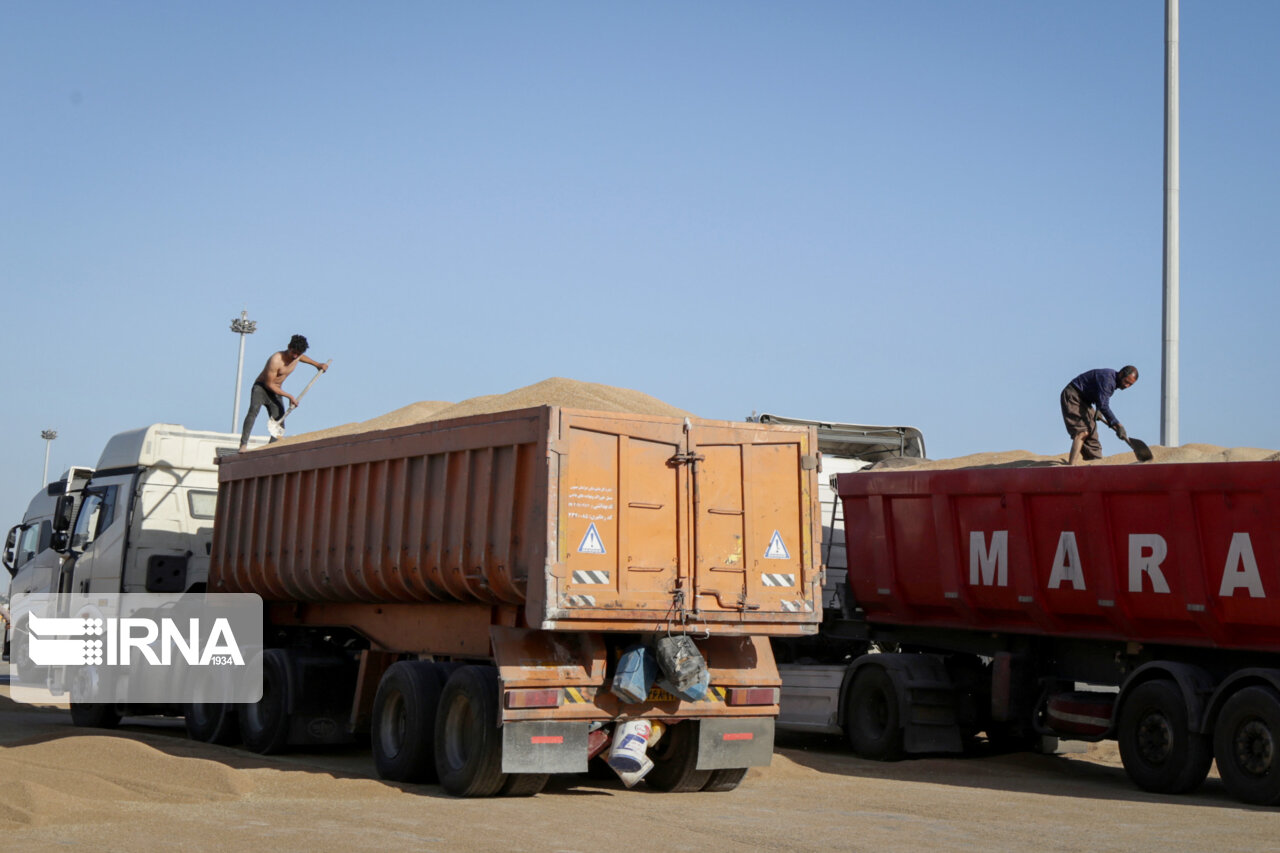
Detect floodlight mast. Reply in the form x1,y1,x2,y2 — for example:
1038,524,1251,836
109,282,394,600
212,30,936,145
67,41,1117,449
41,429,57,487
230,310,258,433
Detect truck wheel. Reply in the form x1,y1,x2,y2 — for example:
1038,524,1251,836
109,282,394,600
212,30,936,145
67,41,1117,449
499,773,549,797
68,665,121,729
701,767,748,792
184,659,241,744
1118,679,1212,794
434,665,507,797
12,633,47,685
1213,686,1280,806
184,702,241,745
846,666,905,761
372,661,446,783
239,649,292,755
69,702,122,729
645,720,712,793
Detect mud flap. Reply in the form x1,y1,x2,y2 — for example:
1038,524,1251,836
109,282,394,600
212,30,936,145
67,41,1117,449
502,721,589,773
695,718,774,770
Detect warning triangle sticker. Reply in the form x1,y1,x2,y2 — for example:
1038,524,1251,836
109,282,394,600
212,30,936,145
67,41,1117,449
577,522,607,555
764,530,790,560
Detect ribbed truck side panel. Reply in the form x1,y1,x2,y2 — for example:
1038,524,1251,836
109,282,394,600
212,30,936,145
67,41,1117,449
212,408,547,606
838,460,1280,652
210,407,820,635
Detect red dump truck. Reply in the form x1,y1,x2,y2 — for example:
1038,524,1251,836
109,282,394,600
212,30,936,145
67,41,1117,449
193,406,820,796
786,457,1280,806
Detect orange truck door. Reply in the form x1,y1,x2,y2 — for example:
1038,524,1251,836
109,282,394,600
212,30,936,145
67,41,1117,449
690,422,814,619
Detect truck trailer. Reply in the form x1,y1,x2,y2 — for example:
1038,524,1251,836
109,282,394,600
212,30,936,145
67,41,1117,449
190,405,821,796
781,433,1280,807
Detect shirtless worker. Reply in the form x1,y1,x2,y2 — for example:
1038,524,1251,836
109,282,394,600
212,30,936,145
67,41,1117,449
239,334,328,450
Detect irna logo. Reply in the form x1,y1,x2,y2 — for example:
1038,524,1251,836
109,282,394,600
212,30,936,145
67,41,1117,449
27,612,245,667
9,592,264,706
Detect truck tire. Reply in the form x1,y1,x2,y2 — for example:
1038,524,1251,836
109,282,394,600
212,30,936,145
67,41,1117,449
69,702,122,729
1117,679,1212,794
434,665,507,797
372,661,446,783
1213,685,1280,806
499,773,550,797
846,666,906,761
184,702,241,745
701,767,749,792
68,665,121,729
12,632,47,685
184,655,240,744
239,649,292,755
644,720,712,793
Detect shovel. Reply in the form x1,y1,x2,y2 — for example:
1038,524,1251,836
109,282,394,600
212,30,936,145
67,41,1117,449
1124,435,1154,463
268,360,331,439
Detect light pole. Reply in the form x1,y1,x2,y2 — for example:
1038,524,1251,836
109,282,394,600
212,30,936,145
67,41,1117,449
1161,0,1180,447
41,430,57,486
230,310,258,432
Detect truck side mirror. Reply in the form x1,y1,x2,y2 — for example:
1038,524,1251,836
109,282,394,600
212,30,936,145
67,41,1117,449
51,530,70,554
53,494,75,533
3,526,17,574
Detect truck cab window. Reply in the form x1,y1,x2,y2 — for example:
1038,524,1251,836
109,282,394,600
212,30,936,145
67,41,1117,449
15,522,47,568
70,486,119,551
188,490,217,520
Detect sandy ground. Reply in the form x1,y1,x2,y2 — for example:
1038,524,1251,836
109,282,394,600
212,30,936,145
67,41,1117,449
1,684,1275,853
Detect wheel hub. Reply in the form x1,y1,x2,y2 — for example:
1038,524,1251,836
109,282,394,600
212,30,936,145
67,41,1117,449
1136,712,1173,765
1233,719,1275,777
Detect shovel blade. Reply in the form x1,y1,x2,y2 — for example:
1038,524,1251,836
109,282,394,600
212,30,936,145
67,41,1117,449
1128,437,1153,462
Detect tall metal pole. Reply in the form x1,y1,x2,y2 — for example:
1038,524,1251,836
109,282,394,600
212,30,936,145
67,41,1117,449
1161,0,1180,446
41,429,57,487
230,310,257,432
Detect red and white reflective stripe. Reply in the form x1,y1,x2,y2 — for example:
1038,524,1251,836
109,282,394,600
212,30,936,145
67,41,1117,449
723,732,754,742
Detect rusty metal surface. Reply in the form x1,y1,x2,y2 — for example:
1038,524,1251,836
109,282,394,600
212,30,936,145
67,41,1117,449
266,601,493,657
498,635,782,723
212,407,821,634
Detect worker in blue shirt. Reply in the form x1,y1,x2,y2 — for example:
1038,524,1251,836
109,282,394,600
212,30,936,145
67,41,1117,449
1061,366,1138,465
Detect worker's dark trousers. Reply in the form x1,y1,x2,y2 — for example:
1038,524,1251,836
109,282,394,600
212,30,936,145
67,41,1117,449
241,381,284,446
1060,384,1104,460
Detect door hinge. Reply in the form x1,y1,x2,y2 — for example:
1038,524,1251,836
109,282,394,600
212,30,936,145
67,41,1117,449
669,451,704,466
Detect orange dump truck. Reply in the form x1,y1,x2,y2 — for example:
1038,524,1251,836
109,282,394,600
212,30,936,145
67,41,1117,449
196,406,821,796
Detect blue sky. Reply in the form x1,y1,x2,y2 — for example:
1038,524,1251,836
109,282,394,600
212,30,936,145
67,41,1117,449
3,2,1278,593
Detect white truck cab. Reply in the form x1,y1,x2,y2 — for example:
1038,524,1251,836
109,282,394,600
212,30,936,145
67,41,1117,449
11,424,259,714
51,424,259,597
5,467,95,596
4,466,94,664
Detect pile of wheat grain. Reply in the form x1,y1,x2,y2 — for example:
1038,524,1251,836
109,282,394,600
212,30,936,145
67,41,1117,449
269,377,692,447
868,443,1280,471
